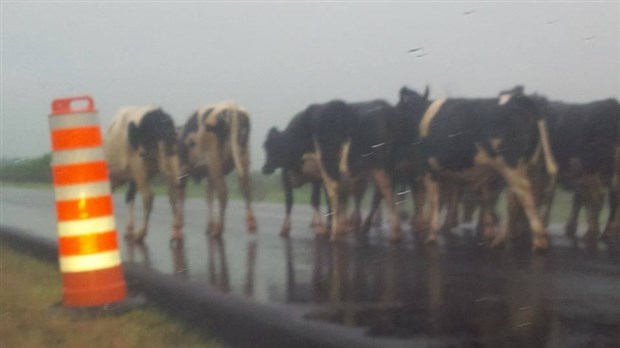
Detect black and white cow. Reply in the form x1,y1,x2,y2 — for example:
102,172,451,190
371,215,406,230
178,101,257,237
397,87,557,251
311,100,403,242
262,104,326,236
104,105,184,243
534,95,620,242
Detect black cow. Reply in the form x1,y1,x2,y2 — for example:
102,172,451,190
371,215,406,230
397,87,557,251
262,104,326,236
311,100,403,242
534,96,620,242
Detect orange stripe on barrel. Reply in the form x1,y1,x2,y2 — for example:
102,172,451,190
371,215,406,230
59,231,118,256
56,196,114,221
51,126,102,151
52,161,108,186
61,265,127,307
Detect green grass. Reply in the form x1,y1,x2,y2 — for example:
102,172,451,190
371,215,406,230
0,243,222,348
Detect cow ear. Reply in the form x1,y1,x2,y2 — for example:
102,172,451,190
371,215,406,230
268,127,280,137
399,86,408,99
128,123,140,150
423,85,430,100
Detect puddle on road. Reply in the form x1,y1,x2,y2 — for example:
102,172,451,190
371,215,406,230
282,234,620,346
124,223,620,346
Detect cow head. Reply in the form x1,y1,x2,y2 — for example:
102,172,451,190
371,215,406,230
397,86,431,118
262,127,285,174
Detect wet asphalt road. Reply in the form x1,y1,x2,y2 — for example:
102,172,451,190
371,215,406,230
2,187,619,347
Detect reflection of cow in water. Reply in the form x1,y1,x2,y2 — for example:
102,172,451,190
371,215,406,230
104,106,184,243
178,102,257,236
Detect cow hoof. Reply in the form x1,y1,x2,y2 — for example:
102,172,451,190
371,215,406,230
490,234,507,248
211,227,224,238
170,238,183,248
582,231,598,244
171,226,183,241
389,233,403,244
314,225,328,236
360,219,373,234
280,228,290,238
601,229,619,244
133,233,146,244
425,235,438,245
246,215,257,233
532,237,549,252
565,224,577,237
330,234,345,243
482,225,497,241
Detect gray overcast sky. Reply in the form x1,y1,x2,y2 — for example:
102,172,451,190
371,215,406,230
2,1,618,169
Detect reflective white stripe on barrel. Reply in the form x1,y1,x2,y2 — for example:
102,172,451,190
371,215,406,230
60,250,121,273
54,182,111,201
52,148,105,165
49,112,100,130
57,216,116,237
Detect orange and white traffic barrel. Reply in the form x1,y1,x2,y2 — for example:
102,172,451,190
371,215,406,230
49,96,127,307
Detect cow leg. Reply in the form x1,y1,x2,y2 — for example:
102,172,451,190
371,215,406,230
423,173,441,244
373,169,401,243
565,190,583,237
167,177,184,241
350,178,367,231
441,181,461,233
134,175,154,244
212,174,228,237
492,190,519,247
124,181,137,240
411,177,427,233
461,187,478,224
238,167,257,233
603,188,620,242
479,182,498,241
603,145,620,242
582,174,605,244
281,171,293,237
361,188,382,234
205,179,215,234
499,166,548,251
310,181,327,236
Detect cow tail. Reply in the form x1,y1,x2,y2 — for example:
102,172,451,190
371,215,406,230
537,119,558,193
230,109,247,178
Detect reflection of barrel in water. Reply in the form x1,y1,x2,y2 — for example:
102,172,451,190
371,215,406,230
207,236,230,292
170,240,189,278
244,240,257,298
127,240,151,268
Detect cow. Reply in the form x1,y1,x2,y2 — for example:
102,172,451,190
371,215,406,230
262,104,327,236
178,101,257,237
397,86,557,251
533,95,620,243
311,100,403,242
457,92,620,245
104,105,184,243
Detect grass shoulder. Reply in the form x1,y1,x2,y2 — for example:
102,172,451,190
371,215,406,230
0,243,222,348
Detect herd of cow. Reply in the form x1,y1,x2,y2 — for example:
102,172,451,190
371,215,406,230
102,86,620,252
